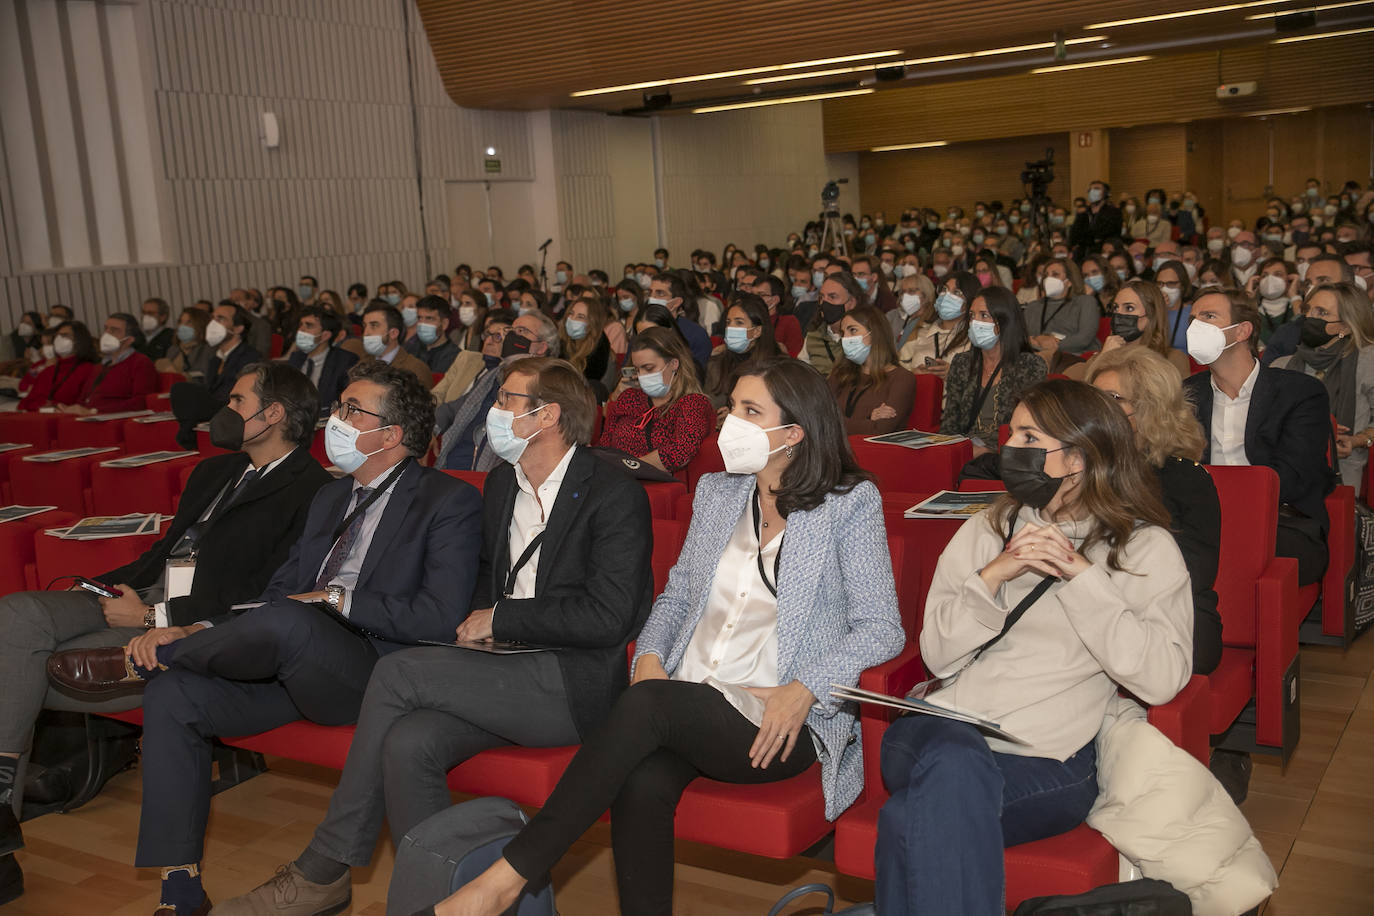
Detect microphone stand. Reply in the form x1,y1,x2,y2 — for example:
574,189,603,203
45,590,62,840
538,242,551,294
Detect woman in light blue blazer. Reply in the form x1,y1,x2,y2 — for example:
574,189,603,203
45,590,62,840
439,356,905,916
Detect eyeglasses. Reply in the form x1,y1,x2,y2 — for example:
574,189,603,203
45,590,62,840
332,401,383,422
494,388,538,409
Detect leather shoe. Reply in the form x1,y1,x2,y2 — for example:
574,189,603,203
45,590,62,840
47,646,145,695
209,863,350,915
154,895,211,915
0,789,22,857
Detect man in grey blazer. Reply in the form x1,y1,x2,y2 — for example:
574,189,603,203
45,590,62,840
216,357,654,916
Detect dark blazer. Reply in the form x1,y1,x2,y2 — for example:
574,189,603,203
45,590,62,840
99,449,331,627
140,327,175,361
289,346,359,412
206,342,262,402
475,447,655,738
260,460,483,652
1184,364,1334,530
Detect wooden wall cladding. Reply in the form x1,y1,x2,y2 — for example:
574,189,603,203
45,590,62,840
1111,125,1187,202
823,34,1374,153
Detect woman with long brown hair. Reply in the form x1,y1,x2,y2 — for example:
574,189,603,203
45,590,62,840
876,378,1193,913
828,305,916,436
599,327,715,473
1070,278,1190,380
558,295,613,395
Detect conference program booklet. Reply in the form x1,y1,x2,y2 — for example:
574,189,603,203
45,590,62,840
0,443,33,454
22,446,119,463
75,410,154,422
100,450,197,468
418,638,551,655
48,513,162,539
828,683,1028,745
904,490,998,519
133,412,177,423
863,429,968,450
0,505,57,524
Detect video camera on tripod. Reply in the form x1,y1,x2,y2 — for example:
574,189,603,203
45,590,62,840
821,178,848,214
1020,148,1055,195
819,178,850,255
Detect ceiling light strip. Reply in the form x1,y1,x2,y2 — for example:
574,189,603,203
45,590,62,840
692,88,874,114
1088,1,1287,29
871,141,949,152
572,51,902,97
1246,0,1374,19
1242,106,1313,115
1031,55,1155,73
1271,23,1374,41
901,35,1107,67
745,65,870,86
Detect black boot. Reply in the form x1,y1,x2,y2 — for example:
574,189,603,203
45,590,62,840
1209,748,1253,806
0,853,21,905
0,787,22,858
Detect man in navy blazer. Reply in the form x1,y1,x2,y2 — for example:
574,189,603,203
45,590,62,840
1183,287,1334,585
288,306,359,413
51,362,482,916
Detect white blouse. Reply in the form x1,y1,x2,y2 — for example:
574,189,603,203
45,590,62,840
674,499,784,724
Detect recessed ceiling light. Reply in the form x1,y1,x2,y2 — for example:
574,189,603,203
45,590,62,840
1271,23,1374,41
871,141,949,152
1031,55,1155,73
1088,2,1288,29
692,88,875,114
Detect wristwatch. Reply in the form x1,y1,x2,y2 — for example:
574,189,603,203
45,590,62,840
324,585,345,611
143,605,157,629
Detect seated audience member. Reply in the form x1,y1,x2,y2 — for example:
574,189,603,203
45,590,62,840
341,303,434,390
830,305,917,436
3,364,330,902
433,311,559,470
1023,259,1100,371
898,270,978,377
888,270,937,351
558,295,614,397
600,327,715,473
1344,240,1373,303
802,273,864,376
1152,260,1195,352
57,313,157,415
47,362,482,916
4,311,42,364
1230,231,1260,288
877,379,1191,914
612,280,646,343
1072,279,1191,380
436,356,904,916
450,289,487,352
404,296,460,374
704,293,779,412
746,271,803,357
288,306,359,413
397,293,422,347
787,256,820,330
1184,288,1334,586
217,358,654,916
1080,254,1120,313
433,309,515,405
1087,347,1223,674
17,321,98,411
1261,254,1353,366
7,328,54,400
1254,257,1299,343
237,288,274,357
940,287,1047,455
1272,281,1374,486
169,302,262,449
648,272,711,371
155,309,213,381
138,298,175,361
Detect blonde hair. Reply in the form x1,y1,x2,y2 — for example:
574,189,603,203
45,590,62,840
1310,282,1374,356
1085,345,1206,465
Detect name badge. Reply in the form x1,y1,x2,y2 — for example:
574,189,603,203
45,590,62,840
164,557,196,600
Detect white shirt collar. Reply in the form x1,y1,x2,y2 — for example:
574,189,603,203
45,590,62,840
1210,357,1260,401
514,444,576,497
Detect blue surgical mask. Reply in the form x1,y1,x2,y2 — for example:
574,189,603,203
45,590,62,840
791,284,808,300
638,369,671,399
555,269,568,285
654,258,665,269
485,404,545,464
758,257,770,271
856,275,871,292
934,291,964,321
362,334,387,356
618,297,636,313
812,270,825,287
646,296,668,308
297,285,313,300
383,293,401,307
968,319,1000,350
484,292,496,306
841,334,871,364
295,330,319,352
1088,188,1103,203
324,414,392,474
416,323,440,344
996,225,1008,236
1085,274,1106,292
565,319,588,340
724,326,752,354
864,233,876,246
176,324,196,342
401,306,418,326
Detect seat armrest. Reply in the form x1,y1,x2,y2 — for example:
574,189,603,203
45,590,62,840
1321,486,1355,638
1145,675,1209,765
1256,555,1300,749
854,645,927,795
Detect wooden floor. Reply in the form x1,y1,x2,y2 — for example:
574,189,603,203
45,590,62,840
7,633,1374,915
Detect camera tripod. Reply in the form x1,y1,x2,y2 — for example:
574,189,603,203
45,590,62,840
819,207,849,259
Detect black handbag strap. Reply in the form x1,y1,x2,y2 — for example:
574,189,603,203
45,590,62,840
973,521,1056,660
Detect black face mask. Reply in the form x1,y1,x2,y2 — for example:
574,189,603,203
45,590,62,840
1000,445,1070,510
821,301,847,325
1110,312,1144,343
209,405,270,451
1300,316,1336,349
501,332,532,358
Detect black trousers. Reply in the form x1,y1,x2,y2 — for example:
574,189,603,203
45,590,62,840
1276,516,1328,588
134,602,379,866
502,679,817,916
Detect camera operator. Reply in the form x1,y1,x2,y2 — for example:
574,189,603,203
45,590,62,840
1070,179,1123,259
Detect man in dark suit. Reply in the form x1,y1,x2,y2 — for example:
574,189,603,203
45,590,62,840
1183,287,1334,585
0,363,329,905
49,362,484,916
214,358,653,916
169,302,263,449
288,306,359,413
138,297,175,361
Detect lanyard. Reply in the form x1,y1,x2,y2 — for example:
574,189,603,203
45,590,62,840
1039,297,1068,335
49,360,79,399
751,488,783,598
329,459,409,543
503,531,546,598
843,384,865,419
963,361,1003,435
932,330,946,359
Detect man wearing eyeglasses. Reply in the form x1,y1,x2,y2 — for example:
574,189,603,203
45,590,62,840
433,310,560,471
47,361,483,916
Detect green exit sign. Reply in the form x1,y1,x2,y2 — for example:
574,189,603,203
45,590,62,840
484,157,501,174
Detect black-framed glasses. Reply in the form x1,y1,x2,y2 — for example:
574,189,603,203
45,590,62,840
494,388,537,409
332,401,384,422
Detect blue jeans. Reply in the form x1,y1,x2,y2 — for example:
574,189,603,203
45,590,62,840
875,716,1099,915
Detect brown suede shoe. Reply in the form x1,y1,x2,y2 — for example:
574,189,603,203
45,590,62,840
47,646,144,695
208,863,350,915
154,895,211,915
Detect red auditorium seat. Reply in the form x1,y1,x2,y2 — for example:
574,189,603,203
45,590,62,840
0,509,80,594
123,416,182,453
54,415,127,450
440,469,486,492
156,371,183,393
88,457,199,517
270,334,284,358
33,518,169,589
193,429,231,457
0,444,39,503
1297,485,1355,646
682,432,724,490
0,413,60,451
849,435,973,497
1095,315,1111,343
642,480,688,520
9,450,118,514
906,375,943,433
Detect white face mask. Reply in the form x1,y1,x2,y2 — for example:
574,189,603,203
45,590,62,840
53,336,74,357
140,314,161,334
205,319,228,347
1258,274,1287,300
324,414,392,474
41,344,56,360
1162,286,1182,307
1187,320,1238,365
1226,226,1242,240
363,334,387,356
1041,275,1066,299
459,305,478,327
17,322,34,337
1207,238,1226,253
99,332,122,355
717,413,794,475
899,292,922,316
1231,246,1254,268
